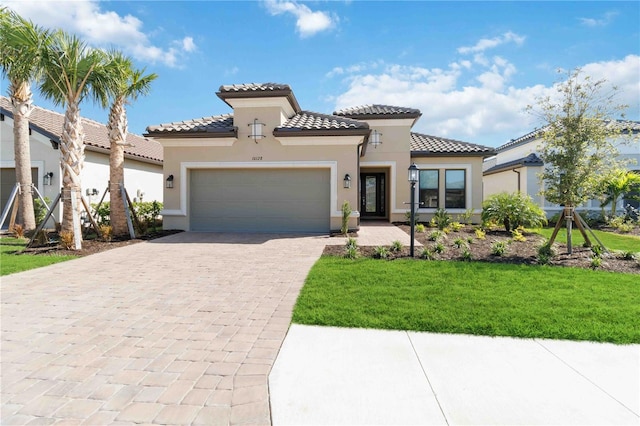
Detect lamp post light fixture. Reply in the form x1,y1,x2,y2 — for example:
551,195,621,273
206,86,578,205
370,130,382,148
343,174,351,189
249,118,265,143
43,172,54,186
408,163,419,257
166,174,174,189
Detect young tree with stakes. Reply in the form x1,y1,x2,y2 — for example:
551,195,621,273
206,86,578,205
528,68,633,253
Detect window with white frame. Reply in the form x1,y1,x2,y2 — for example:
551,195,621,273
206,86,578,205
419,170,439,208
445,169,466,209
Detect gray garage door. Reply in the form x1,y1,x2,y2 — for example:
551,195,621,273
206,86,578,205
190,169,330,233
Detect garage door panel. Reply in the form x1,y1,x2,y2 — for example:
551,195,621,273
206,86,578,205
190,169,330,233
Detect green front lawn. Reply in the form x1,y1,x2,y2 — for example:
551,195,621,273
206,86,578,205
0,237,76,276
534,227,640,252
293,257,640,344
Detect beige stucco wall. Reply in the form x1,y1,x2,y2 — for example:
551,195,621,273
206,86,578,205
160,102,362,231
358,119,413,223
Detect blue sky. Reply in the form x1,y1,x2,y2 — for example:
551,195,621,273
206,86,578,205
2,1,639,147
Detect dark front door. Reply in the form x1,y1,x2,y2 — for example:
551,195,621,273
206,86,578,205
360,173,386,217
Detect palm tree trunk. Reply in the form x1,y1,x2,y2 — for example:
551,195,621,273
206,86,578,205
59,100,85,243
10,81,36,231
107,97,129,238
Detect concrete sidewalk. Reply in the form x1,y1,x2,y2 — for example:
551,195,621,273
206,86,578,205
270,325,640,425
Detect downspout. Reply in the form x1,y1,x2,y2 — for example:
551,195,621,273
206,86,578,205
513,168,521,192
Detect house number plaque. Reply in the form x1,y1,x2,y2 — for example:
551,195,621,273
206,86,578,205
252,156,263,161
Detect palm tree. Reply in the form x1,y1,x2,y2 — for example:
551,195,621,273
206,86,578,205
0,8,50,231
600,169,640,217
37,29,113,247
106,53,157,238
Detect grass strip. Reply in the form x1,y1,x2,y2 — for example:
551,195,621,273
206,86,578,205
293,257,640,344
1,237,76,276
534,228,640,252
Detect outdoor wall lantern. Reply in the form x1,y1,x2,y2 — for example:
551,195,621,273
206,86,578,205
370,130,382,148
43,172,54,186
249,118,265,143
408,163,419,257
166,174,174,189
343,174,351,189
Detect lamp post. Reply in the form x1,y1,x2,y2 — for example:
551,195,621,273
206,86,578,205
408,163,419,257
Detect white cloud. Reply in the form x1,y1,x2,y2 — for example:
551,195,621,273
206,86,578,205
264,0,336,37
330,55,639,147
182,37,196,53
580,11,618,27
3,0,196,67
458,31,525,55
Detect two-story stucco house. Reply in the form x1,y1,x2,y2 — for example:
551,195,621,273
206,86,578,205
1,96,163,225
483,121,640,216
146,83,495,233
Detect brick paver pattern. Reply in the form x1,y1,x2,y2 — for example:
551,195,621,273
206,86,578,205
1,232,329,425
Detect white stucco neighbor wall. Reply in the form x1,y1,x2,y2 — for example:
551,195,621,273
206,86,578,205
485,133,640,216
1,115,163,225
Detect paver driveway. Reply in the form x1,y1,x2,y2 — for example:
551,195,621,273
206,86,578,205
1,232,328,425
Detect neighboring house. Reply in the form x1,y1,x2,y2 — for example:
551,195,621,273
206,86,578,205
1,96,163,226
483,121,640,216
146,83,494,233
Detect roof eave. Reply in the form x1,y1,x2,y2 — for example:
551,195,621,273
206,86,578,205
340,112,422,120
411,150,496,158
216,90,302,113
144,128,238,138
273,128,370,137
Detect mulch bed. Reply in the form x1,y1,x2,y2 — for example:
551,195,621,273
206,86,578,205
20,229,183,257
324,224,640,274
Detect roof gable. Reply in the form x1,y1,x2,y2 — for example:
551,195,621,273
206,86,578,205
1,97,162,163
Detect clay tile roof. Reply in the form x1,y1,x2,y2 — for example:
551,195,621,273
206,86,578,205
216,82,301,113
334,104,422,119
497,120,640,152
410,132,495,157
273,111,369,138
218,83,292,93
1,97,162,163
145,114,236,137
278,111,369,131
483,153,544,175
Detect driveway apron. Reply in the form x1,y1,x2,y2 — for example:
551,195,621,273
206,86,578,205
1,232,328,425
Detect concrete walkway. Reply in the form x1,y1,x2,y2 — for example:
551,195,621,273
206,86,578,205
270,325,640,425
1,232,329,425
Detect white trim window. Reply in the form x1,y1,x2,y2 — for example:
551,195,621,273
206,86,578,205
418,169,439,208
445,169,466,209
416,166,469,211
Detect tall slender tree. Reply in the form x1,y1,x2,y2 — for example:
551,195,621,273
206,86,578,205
37,29,113,247
106,53,157,238
0,8,50,231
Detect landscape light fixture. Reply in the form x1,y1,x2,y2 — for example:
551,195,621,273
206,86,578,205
166,174,174,189
370,130,382,148
408,163,419,257
343,174,351,189
43,172,54,186
249,118,265,143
